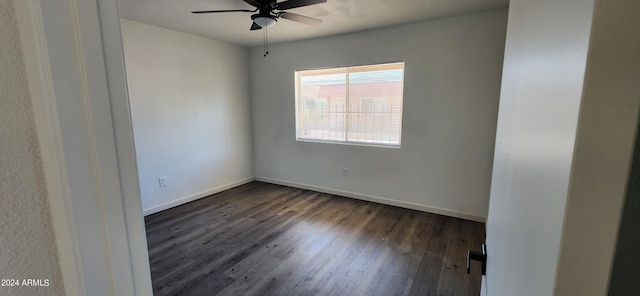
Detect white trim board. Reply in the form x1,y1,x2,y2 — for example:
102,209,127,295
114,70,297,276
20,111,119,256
15,1,85,294
255,177,486,222
16,0,153,294
143,178,255,216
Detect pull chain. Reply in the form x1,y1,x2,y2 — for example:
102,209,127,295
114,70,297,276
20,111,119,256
264,28,269,55
263,26,269,57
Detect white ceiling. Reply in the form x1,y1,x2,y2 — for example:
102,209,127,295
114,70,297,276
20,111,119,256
118,0,509,48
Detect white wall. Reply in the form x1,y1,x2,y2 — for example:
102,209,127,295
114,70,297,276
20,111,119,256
250,10,508,221
483,0,594,294
483,0,639,295
0,0,64,294
121,20,253,215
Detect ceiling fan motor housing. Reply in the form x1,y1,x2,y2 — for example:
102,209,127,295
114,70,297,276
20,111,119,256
192,0,326,30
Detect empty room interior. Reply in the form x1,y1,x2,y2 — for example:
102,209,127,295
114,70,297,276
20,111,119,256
120,0,640,295
120,0,506,294
3,0,639,295
116,0,639,295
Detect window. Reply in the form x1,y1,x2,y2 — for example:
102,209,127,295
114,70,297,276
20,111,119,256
295,62,405,147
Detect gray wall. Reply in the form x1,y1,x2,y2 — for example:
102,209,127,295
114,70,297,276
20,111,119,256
555,0,640,293
0,0,64,294
608,115,640,295
250,10,508,221
121,20,254,214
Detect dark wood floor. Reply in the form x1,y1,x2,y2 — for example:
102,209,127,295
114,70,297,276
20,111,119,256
145,182,484,296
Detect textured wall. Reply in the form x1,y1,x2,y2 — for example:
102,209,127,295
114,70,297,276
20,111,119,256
0,0,65,295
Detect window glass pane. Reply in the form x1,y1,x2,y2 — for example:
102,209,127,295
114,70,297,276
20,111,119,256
347,64,403,145
298,70,346,142
296,62,404,147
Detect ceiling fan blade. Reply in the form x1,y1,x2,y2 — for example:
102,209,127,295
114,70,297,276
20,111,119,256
243,0,263,8
280,12,322,26
250,22,263,31
192,9,253,14
276,0,326,10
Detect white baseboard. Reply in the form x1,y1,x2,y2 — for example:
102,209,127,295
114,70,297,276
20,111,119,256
143,177,255,216
143,176,486,222
255,177,486,223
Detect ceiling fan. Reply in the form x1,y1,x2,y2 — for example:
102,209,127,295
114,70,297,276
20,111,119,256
192,0,327,31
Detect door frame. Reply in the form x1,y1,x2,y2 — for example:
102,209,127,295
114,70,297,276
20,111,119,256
15,0,152,294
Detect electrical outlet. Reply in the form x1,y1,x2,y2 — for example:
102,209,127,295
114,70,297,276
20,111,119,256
342,167,348,176
159,177,166,187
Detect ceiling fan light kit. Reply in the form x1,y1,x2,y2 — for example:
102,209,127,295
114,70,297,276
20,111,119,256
192,0,327,56
252,14,278,28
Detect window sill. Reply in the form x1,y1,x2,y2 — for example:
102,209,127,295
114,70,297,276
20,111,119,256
296,138,401,149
